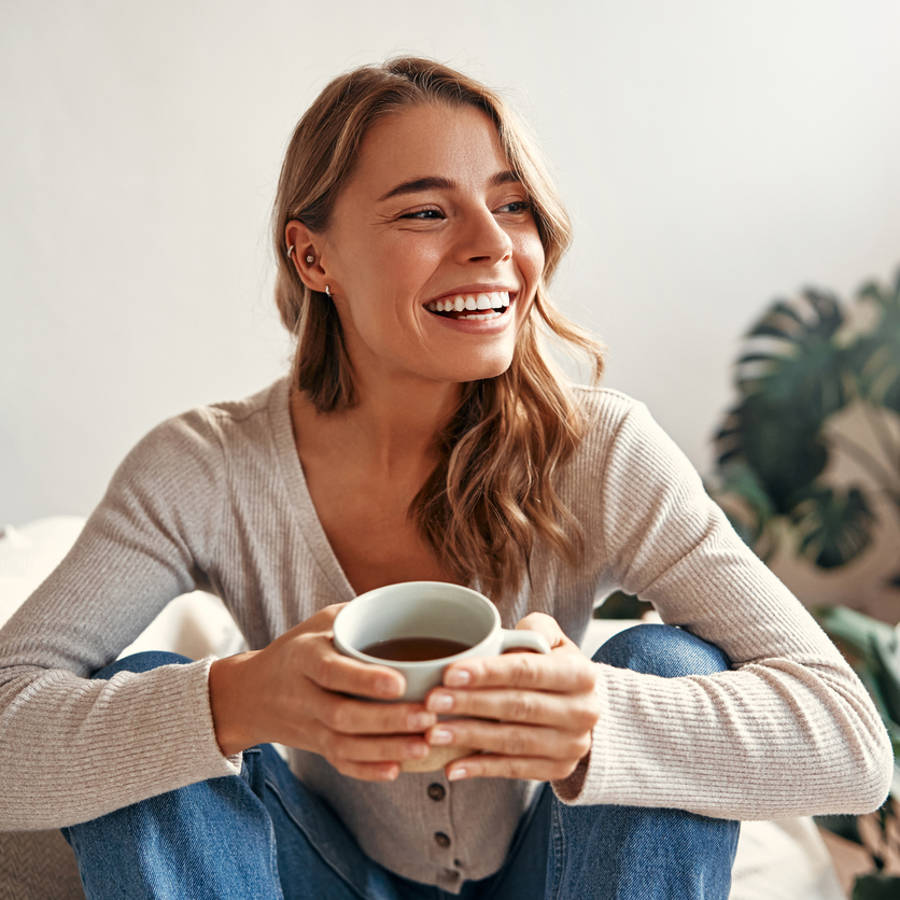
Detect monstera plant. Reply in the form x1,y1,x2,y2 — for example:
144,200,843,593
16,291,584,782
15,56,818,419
709,268,900,898
712,268,900,585
815,606,900,897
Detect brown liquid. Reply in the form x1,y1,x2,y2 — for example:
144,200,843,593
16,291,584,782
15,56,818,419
360,636,471,662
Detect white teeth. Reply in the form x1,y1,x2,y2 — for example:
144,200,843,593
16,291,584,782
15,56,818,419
424,290,513,314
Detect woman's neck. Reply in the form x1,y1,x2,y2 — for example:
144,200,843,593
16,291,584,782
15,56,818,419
291,377,462,477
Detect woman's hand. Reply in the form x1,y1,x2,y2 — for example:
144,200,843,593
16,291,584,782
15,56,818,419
423,613,600,782
208,604,437,781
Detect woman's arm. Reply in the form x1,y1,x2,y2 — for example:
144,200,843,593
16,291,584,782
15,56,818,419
0,411,240,831
552,400,892,817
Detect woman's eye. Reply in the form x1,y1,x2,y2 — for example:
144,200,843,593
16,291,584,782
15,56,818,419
400,209,444,220
497,200,532,214
398,201,531,221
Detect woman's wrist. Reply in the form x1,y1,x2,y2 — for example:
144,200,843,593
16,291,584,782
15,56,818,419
209,651,259,757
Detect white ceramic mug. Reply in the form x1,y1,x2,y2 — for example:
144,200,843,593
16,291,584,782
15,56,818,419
332,581,551,772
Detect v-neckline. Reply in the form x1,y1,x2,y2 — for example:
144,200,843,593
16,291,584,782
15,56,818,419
267,375,359,602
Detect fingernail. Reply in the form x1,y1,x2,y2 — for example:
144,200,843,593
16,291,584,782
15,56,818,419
377,677,401,697
408,713,436,730
427,692,454,712
429,728,453,745
448,767,468,781
445,669,470,687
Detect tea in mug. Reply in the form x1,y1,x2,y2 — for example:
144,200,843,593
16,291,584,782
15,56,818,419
360,636,471,662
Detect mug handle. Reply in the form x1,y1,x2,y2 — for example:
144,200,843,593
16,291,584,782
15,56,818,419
498,628,551,655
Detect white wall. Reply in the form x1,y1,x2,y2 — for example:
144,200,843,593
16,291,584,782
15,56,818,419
3,0,899,527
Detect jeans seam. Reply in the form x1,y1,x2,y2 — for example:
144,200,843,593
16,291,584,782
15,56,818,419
264,796,285,900
548,800,565,900
263,777,369,900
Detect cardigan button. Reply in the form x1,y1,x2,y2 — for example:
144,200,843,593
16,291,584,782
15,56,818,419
427,783,446,801
434,831,451,848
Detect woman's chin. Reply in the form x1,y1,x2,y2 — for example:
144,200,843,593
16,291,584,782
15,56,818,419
442,352,513,384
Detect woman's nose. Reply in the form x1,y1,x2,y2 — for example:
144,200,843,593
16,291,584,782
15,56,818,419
455,209,514,264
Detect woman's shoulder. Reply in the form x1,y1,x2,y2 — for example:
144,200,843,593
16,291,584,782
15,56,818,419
148,377,287,449
203,377,286,427
114,376,290,486
566,382,687,475
570,383,648,437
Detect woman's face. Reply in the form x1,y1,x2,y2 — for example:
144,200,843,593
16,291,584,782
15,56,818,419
314,102,545,390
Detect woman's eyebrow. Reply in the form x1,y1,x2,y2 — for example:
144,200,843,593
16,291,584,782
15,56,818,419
377,170,521,202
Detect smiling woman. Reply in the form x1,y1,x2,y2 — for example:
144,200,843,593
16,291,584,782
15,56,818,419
0,56,893,900
274,67,604,601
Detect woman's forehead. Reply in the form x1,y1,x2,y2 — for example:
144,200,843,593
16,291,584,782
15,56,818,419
347,103,511,198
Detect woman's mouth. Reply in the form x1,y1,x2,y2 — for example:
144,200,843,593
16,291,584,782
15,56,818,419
424,290,513,321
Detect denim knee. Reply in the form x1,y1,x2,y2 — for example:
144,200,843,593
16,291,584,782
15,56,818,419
90,650,193,679
593,623,731,677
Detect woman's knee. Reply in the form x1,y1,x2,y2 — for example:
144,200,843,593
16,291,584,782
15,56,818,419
593,623,730,677
90,650,193,679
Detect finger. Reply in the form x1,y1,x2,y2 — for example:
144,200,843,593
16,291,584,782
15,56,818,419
304,639,406,699
312,689,437,735
425,687,599,732
330,760,402,782
444,753,581,783
304,603,348,628
515,612,572,650
329,732,432,764
442,648,597,693
426,720,590,762
278,603,347,637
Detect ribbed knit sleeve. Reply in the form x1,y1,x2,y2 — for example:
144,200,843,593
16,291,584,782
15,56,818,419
0,411,242,831
552,399,893,819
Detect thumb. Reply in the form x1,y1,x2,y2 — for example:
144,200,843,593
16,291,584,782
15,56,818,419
515,612,573,650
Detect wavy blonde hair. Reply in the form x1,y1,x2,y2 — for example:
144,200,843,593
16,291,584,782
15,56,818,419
272,57,605,598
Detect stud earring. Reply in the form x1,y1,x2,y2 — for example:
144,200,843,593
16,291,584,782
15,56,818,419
305,254,315,265
325,285,332,297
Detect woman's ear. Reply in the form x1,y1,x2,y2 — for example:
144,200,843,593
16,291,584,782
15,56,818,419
284,220,328,293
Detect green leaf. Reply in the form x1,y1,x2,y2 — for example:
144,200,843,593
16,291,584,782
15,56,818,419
816,606,900,791
709,461,776,545
717,288,851,514
790,487,875,568
817,607,897,654
850,271,900,411
767,299,809,327
730,403,827,512
854,334,900,412
870,629,900,725
852,873,900,899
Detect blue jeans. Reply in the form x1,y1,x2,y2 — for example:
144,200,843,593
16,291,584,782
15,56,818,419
61,624,740,898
